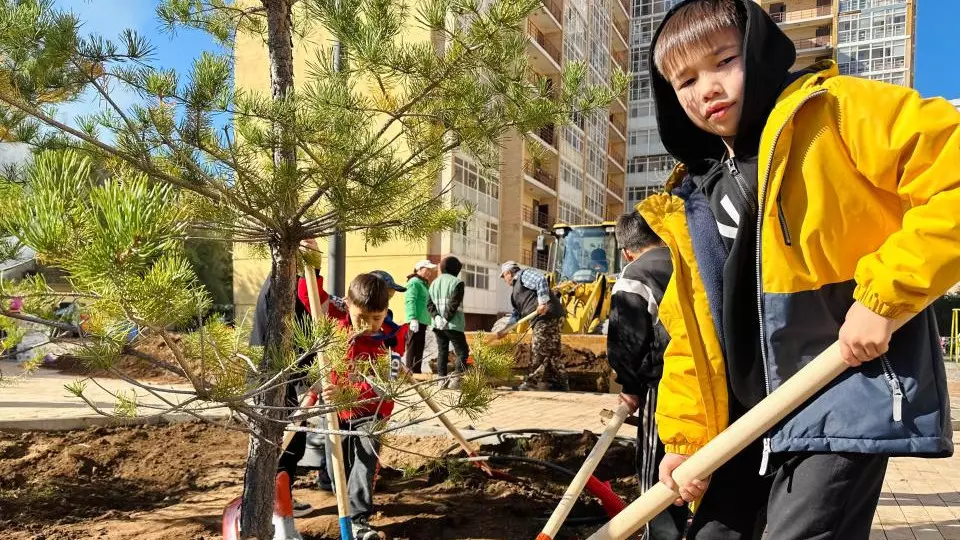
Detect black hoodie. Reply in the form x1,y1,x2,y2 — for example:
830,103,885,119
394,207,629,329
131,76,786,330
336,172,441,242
649,0,796,410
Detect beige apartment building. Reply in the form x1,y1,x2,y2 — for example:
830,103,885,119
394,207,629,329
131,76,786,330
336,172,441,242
624,0,918,208
233,0,630,329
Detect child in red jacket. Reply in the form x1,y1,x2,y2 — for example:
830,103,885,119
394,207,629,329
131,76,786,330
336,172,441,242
321,273,398,540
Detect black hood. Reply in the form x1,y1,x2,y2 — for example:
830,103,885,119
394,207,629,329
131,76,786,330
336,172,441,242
649,0,795,173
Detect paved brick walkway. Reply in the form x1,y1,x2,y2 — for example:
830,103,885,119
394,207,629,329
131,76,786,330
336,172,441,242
3,361,960,538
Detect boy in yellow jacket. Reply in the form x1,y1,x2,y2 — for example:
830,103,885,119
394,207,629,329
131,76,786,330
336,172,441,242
642,0,959,538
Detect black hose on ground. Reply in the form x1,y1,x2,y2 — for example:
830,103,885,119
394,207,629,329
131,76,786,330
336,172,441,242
442,426,634,457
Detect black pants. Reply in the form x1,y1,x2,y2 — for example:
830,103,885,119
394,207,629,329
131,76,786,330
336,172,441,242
277,377,307,490
687,439,888,540
434,329,468,377
637,385,689,540
404,324,427,373
324,416,381,520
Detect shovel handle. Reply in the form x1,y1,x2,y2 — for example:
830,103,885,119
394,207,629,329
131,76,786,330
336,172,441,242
588,342,849,539
492,310,540,340
303,264,355,539
538,403,632,540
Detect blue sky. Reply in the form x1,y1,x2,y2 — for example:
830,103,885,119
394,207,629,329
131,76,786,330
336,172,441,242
915,0,960,100
53,0,960,109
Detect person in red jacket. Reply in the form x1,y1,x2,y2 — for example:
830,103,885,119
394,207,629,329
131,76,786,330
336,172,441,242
320,273,398,540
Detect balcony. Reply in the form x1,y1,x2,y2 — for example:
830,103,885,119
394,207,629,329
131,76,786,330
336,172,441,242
530,0,563,33
526,21,562,73
522,249,550,271
532,123,558,151
608,147,625,171
524,160,558,191
612,49,628,73
612,18,629,52
609,113,626,141
612,0,629,23
606,173,624,198
523,206,551,229
770,5,832,28
793,36,833,56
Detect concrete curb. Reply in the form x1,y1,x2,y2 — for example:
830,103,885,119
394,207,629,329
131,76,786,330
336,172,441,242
0,413,231,432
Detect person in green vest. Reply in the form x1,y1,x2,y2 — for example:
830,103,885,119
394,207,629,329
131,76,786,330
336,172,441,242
403,259,436,373
427,256,469,389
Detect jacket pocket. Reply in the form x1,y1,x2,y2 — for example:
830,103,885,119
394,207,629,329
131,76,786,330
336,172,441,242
879,354,904,423
776,191,792,246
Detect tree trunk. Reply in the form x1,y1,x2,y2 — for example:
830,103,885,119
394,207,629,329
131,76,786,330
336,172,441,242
240,239,299,539
240,1,299,538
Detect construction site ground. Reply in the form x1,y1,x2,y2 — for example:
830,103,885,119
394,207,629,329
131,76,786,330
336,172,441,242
1,360,959,539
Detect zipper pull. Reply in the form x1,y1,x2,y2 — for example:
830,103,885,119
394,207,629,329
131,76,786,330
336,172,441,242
759,438,772,475
892,385,904,423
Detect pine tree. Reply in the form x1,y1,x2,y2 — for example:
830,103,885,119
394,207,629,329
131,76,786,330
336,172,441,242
0,0,626,536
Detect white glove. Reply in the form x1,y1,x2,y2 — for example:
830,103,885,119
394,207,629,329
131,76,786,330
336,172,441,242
433,315,448,330
409,320,420,333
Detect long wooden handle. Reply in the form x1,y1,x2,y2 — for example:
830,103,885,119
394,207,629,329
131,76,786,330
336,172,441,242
493,310,540,339
303,266,354,538
414,383,482,457
587,342,848,540
538,403,632,540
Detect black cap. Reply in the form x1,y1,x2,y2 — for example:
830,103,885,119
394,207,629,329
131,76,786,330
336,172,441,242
370,270,406,292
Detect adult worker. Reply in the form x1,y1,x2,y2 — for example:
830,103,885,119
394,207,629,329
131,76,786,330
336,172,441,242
496,261,569,391
607,211,687,539
427,256,469,389
403,260,437,373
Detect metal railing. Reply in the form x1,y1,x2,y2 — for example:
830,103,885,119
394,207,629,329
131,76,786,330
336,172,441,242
613,17,629,44
527,22,562,64
539,0,563,26
770,4,832,23
537,124,557,147
524,161,558,190
613,50,628,72
521,249,550,270
793,36,832,50
609,113,626,136
523,206,551,229
606,173,624,195
608,147,625,167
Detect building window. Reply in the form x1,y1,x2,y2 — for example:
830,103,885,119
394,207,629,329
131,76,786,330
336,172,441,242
563,5,586,63
452,155,500,217
452,216,499,264
560,159,584,190
838,6,907,44
629,100,655,118
462,263,491,290
564,125,585,154
626,184,663,207
558,200,583,225
630,74,651,101
630,46,649,74
837,39,907,78
626,154,675,174
839,0,905,13
627,127,662,152
587,142,606,181
585,180,605,218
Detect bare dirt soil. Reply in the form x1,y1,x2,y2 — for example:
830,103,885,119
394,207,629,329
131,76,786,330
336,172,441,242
43,334,189,384
0,422,638,540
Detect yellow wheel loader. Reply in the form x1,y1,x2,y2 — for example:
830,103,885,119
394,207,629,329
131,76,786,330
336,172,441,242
547,222,622,335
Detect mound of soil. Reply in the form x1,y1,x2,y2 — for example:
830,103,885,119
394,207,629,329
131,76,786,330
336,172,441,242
513,344,612,393
0,422,638,540
44,334,188,383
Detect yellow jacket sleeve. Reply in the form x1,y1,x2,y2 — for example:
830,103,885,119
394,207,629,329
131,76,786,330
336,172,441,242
837,79,960,318
656,277,710,455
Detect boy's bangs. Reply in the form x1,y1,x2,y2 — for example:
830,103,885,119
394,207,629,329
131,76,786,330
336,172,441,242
653,0,740,79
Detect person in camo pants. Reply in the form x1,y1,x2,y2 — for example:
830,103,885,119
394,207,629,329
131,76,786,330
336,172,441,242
496,261,569,391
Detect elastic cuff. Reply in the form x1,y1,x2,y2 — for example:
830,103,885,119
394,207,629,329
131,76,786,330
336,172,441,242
664,443,701,455
852,285,909,319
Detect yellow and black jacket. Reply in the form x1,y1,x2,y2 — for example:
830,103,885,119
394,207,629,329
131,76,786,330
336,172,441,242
642,0,958,462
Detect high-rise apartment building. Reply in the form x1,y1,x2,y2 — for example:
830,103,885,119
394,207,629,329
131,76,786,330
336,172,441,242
232,0,630,329
623,0,917,207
